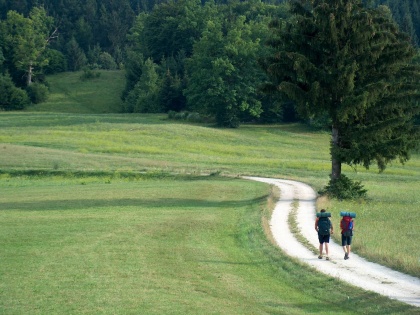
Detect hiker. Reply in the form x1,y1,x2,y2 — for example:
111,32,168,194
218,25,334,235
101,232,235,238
340,215,355,260
315,209,333,260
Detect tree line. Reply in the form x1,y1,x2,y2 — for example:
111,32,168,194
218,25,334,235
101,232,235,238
365,0,420,47
1,0,419,123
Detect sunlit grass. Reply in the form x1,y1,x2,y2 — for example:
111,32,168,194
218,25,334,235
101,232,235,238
1,176,417,314
1,66,420,312
1,112,419,278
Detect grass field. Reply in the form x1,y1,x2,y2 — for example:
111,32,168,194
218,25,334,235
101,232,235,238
27,70,125,113
1,175,417,314
0,71,419,313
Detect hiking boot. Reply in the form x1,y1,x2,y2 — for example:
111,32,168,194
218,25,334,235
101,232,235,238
326,256,330,261
344,253,349,260
318,255,323,259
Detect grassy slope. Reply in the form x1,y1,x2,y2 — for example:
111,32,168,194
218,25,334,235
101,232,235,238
27,70,125,113
0,71,419,313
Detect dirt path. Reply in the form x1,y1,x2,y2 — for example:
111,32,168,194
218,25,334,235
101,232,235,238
244,176,420,307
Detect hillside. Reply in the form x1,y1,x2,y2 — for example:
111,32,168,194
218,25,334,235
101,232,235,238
28,70,125,114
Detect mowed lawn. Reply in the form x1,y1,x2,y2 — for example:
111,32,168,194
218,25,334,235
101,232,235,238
0,175,417,314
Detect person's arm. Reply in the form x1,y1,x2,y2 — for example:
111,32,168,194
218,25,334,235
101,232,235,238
315,218,319,232
330,219,334,234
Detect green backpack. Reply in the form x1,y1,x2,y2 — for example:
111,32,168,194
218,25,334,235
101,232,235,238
318,217,331,235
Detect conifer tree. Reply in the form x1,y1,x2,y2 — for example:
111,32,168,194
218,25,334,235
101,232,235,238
260,0,420,193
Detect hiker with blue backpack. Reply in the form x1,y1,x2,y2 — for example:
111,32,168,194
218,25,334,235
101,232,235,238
340,212,356,260
315,209,334,260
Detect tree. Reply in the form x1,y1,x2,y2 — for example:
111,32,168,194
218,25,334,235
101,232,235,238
159,69,186,112
260,0,420,193
185,16,264,127
65,37,87,71
2,7,56,86
125,58,161,113
139,0,205,62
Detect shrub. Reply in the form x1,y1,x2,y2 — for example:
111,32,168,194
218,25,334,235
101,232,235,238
0,74,30,110
26,83,49,104
80,68,101,81
98,52,117,70
320,174,367,200
186,112,201,122
167,111,203,123
167,110,177,119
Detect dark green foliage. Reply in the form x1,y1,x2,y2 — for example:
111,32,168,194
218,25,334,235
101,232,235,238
365,0,420,47
98,52,117,70
184,15,265,128
139,0,204,62
159,70,186,112
66,38,87,71
123,58,161,113
320,174,367,200
80,69,101,81
261,0,420,186
26,82,49,104
0,49,5,72
121,50,144,101
0,73,30,110
123,1,290,126
168,110,203,122
42,49,67,74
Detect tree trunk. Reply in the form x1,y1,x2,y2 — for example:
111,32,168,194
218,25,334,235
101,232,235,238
331,126,341,181
27,61,33,86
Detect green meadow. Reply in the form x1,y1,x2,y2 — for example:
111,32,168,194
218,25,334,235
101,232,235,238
0,71,419,314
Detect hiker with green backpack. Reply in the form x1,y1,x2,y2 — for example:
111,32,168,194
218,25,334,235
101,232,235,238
315,209,334,260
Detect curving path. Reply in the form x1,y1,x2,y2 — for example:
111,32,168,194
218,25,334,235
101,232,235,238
244,176,420,307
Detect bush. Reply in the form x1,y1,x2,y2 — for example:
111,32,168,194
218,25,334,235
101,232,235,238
80,68,101,81
0,74,30,110
98,52,117,70
167,111,203,123
186,112,201,122
26,83,49,104
320,174,367,200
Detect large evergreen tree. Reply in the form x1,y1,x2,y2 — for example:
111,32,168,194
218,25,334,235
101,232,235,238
261,0,420,192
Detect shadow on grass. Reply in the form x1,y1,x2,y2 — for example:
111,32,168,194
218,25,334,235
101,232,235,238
0,195,269,212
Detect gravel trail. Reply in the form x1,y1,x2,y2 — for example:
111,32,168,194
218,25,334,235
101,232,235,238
244,176,420,307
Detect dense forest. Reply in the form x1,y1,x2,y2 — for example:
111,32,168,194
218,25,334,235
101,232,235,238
0,0,419,126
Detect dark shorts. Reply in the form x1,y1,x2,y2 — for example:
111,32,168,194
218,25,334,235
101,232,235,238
342,235,352,246
318,234,330,244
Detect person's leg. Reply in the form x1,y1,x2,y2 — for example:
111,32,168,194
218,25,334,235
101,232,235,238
318,235,324,258
325,242,329,259
346,236,352,258
342,235,349,259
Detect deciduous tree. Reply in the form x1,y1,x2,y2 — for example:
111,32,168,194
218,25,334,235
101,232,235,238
2,7,56,86
185,16,265,127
